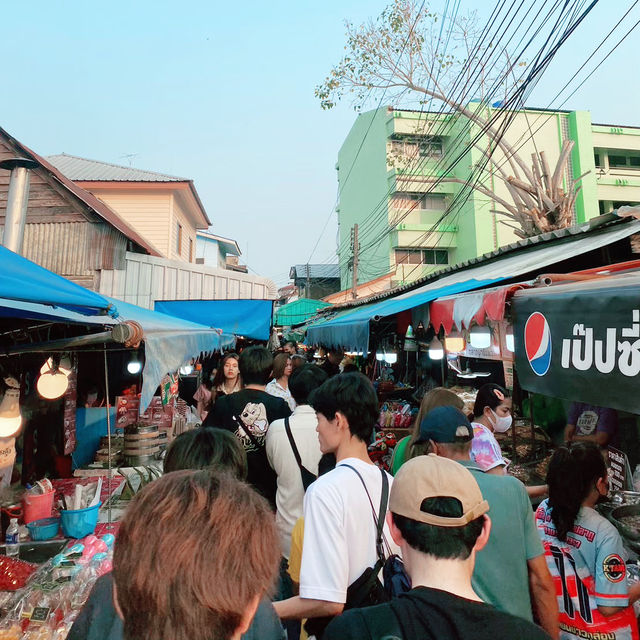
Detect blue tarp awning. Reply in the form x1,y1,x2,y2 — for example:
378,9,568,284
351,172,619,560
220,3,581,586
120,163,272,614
0,245,116,317
154,299,273,341
306,278,504,352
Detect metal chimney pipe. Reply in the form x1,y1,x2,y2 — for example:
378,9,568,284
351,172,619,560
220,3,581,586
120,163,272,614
0,157,39,254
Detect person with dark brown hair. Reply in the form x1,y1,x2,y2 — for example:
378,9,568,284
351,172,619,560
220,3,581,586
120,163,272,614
266,353,295,411
113,470,281,640
390,387,464,475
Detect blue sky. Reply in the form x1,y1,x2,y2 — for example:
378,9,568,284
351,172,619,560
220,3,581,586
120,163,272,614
2,1,639,287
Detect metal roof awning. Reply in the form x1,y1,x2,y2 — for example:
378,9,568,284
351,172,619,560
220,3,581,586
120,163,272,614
306,278,503,352
306,217,640,352
154,299,273,341
274,298,331,327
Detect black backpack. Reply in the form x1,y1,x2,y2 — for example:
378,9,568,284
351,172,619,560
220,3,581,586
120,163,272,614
305,465,410,639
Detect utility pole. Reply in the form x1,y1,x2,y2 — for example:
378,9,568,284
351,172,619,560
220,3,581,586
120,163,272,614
305,263,310,299
350,223,359,299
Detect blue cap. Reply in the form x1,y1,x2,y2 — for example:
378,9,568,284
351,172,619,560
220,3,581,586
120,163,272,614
416,406,473,444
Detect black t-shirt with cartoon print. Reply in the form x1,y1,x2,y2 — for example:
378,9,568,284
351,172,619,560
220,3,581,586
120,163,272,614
205,388,291,508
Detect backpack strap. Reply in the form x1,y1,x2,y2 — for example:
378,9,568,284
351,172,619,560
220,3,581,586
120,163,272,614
284,417,303,468
341,464,388,562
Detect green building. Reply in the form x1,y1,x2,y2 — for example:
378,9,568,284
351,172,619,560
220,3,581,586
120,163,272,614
336,105,640,289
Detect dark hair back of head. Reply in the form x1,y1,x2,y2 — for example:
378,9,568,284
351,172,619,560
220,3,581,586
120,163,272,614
547,442,607,541
392,497,484,560
309,372,377,442
289,364,328,405
239,345,273,386
472,383,510,419
164,427,247,479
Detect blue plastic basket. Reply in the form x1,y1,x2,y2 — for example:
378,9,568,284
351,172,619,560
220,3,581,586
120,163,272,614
26,517,60,541
60,502,101,539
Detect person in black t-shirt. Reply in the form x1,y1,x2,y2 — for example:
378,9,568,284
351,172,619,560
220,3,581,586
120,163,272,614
324,455,553,640
204,346,291,507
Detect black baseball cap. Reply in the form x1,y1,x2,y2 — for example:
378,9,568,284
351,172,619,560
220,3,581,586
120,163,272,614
415,406,474,444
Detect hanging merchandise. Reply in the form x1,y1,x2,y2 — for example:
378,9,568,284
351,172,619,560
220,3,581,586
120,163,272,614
469,325,492,349
161,373,179,406
0,377,22,438
404,325,418,352
368,431,398,472
63,355,78,456
377,401,416,430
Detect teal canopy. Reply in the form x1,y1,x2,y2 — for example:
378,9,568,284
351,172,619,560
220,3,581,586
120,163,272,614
274,298,331,327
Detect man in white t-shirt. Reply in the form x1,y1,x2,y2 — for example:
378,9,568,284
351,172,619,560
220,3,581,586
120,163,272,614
266,365,328,559
273,372,397,628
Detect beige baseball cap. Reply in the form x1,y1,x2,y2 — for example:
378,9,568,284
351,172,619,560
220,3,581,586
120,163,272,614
390,454,489,527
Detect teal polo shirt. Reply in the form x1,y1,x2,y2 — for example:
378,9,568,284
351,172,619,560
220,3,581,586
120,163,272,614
459,460,544,622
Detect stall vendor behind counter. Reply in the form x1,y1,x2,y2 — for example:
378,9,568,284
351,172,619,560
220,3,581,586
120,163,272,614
565,402,618,448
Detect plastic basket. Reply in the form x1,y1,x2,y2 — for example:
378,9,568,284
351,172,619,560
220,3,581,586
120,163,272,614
22,491,54,524
60,502,102,539
26,517,60,541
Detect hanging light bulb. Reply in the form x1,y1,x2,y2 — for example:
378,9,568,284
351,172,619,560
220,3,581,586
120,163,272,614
0,378,22,438
376,352,385,362
179,364,194,376
505,326,515,352
469,325,492,349
384,353,398,364
39,356,71,377
127,360,142,375
428,337,444,360
37,358,69,400
444,331,466,353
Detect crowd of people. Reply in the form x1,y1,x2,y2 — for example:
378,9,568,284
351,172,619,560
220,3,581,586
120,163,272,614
71,343,640,640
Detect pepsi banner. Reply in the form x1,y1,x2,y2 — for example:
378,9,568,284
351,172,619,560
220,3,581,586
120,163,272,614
513,285,640,414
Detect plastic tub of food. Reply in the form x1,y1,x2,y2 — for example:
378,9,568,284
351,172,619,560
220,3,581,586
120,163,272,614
26,517,60,541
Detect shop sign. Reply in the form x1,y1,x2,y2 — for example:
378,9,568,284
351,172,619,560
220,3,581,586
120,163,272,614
514,293,640,414
607,446,631,493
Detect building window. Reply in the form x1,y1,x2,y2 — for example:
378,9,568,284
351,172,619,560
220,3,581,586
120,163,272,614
423,249,449,265
391,192,446,210
609,154,628,168
594,153,601,167
395,249,422,264
176,223,182,255
395,248,449,265
607,151,640,169
390,135,443,159
189,237,193,262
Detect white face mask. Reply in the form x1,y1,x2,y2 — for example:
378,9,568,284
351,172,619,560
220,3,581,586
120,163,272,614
490,409,512,433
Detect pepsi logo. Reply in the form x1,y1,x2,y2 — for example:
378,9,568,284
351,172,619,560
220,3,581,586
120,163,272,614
524,312,552,376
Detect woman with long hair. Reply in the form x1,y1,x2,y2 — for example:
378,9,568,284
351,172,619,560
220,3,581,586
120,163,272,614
536,442,640,639
211,353,242,397
266,352,295,411
469,383,512,475
390,387,464,475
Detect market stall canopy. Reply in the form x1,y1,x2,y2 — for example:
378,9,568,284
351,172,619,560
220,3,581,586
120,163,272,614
0,294,234,411
0,245,116,317
106,298,235,409
154,299,272,341
513,271,640,414
274,298,331,327
307,215,640,352
306,278,502,352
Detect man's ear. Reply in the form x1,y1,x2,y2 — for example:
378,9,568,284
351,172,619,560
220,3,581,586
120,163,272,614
112,580,124,621
387,512,404,547
236,595,261,636
335,411,349,435
473,515,492,553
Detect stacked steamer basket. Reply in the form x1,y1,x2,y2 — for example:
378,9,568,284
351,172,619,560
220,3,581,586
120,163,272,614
123,424,167,466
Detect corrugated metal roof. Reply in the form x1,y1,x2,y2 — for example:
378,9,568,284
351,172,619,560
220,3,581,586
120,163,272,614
290,264,340,280
0,128,162,257
47,153,187,182
328,214,639,310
